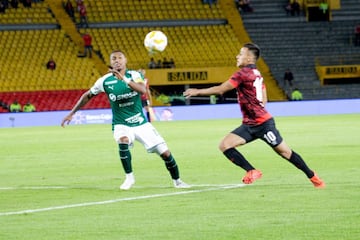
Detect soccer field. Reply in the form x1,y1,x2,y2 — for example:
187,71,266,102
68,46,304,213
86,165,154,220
1,114,359,240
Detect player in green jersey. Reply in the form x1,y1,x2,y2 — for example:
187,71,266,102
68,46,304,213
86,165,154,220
61,50,190,190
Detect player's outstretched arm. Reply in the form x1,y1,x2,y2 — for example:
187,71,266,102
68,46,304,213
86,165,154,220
183,81,234,98
61,90,94,127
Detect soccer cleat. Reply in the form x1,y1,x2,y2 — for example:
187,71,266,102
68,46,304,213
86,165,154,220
120,173,135,190
310,173,325,188
242,169,262,184
173,179,191,189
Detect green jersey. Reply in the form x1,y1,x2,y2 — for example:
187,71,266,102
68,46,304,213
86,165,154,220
90,69,147,127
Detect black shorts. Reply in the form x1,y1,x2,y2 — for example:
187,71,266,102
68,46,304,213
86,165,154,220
142,99,149,107
231,118,283,147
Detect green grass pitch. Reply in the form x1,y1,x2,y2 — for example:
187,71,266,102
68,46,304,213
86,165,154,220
1,114,359,240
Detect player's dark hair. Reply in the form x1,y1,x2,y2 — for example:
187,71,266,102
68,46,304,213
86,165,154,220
243,43,260,60
111,50,126,56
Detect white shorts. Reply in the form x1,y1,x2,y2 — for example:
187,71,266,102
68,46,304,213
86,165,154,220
113,122,167,153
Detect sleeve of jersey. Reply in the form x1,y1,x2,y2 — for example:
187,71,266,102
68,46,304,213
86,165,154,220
131,71,145,84
90,74,109,95
228,72,241,87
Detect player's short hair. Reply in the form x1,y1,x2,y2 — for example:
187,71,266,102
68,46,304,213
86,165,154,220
243,43,261,60
111,50,126,56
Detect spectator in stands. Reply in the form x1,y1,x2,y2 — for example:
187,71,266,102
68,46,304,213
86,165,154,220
169,58,175,68
64,0,75,22
210,95,217,104
23,101,36,112
238,0,253,13
319,0,329,20
0,100,9,111
76,0,83,10
162,58,170,68
1,0,8,9
235,0,240,11
10,0,19,9
291,0,300,16
284,0,292,16
354,24,360,46
0,2,6,14
283,68,294,89
81,32,92,58
203,0,217,8
156,59,162,69
22,0,31,8
46,58,56,70
10,100,21,112
148,57,156,69
291,88,303,101
319,0,328,14
78,0,89,28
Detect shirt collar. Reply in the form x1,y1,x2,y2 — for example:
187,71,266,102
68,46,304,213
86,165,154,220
245,64,257,69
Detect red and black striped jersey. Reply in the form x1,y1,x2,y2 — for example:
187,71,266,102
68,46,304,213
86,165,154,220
228,64,272,126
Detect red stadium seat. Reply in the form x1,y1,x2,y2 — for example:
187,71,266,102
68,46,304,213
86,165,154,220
0,90,110,112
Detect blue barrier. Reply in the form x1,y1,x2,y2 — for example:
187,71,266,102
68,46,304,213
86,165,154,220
0,99,359,128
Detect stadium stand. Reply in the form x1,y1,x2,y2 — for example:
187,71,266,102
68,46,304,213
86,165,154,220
87,25,241,69
0,90,108,113
0,29,100,91
2,0,358,113
240,0,360,100
2,0,277,112
80,0,224,22
0,1,56,24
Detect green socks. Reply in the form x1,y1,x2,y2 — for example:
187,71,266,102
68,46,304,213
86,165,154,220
119,144,180,180
119,143,132,174
161,153,180,180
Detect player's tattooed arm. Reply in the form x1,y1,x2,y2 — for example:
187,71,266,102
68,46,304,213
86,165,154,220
71,90,94,114
61,90,94,127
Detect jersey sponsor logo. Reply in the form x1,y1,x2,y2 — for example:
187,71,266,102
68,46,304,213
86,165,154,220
125,113,145,124
109,93,117,101
118,102,134,107
108,92,139,102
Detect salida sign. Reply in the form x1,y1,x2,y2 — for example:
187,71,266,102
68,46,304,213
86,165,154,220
325,66,358,75
167,71,208,82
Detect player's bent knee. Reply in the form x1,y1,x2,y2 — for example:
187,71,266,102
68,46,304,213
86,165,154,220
219,143,227,152
118,136,130,144
153,142,169,155
219,140,235,152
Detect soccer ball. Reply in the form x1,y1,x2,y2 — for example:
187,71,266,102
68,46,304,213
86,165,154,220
144,30,168,53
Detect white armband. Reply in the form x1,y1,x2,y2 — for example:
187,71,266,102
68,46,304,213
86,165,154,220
123,77,131,84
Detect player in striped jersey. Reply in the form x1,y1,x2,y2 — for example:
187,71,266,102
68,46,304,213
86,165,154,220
184,43,325,188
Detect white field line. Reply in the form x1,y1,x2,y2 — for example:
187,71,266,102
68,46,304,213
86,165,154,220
0,184,245,217
0,186,67,190
0,184,241,190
